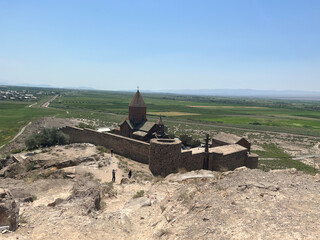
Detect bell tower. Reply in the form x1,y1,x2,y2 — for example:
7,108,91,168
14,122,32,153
129,88,147,125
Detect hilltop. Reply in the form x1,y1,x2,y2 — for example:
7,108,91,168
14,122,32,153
1,141,320,239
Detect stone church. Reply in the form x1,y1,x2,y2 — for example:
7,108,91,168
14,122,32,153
112,90,168,142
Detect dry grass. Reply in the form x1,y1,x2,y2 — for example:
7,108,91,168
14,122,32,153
133,190,145,199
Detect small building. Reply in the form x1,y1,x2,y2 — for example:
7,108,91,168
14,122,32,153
112,89,168,142
212,132,251,152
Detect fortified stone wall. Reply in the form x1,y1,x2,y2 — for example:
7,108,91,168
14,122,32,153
149,139,181,176
245,153,259,169
208,152,223,170
60,126,150,164
214,151,247,171
60,126,258,176
180,151,204,171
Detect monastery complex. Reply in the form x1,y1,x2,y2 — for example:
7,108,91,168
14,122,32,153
61,90,258,176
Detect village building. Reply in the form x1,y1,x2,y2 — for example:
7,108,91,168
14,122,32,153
112,90,168,142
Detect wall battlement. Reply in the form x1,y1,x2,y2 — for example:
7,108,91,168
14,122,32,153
60,126,258,176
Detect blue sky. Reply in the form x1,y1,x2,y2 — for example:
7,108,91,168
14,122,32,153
0,0,319,91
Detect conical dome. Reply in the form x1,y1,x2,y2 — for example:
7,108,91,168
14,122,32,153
129,90,146,108
129,90,147,124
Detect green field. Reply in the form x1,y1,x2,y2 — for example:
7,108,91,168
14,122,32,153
253,144,318,174
50,89,320,137
1,87,320,147
1,86,320,174
0,101,59,145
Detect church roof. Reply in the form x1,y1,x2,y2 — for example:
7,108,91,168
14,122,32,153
209,144,247,155
135,121,155,132
119,119,134,129
129,90,146,108
213,133,244,144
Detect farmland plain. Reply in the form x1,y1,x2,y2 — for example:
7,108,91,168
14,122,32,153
1,86,320,174
51,90,320,137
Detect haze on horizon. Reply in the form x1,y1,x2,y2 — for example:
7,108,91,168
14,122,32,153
0,0,319,92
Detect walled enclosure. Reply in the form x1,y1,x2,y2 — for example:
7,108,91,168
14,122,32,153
61,126,258,176
60,126,150,164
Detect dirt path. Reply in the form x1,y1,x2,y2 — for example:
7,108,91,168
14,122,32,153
293,154,320,160
11,122,32,142
0,122,32,150
40,95,58,108
28,102,37,108
85,155,125,184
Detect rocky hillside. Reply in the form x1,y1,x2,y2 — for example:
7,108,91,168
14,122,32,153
1,143,320,239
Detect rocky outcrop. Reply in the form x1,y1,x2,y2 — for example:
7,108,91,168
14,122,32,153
120,177,130,184
0,188,19,231
43,156,97,169
68,180,102,214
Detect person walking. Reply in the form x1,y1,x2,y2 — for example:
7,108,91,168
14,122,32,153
110,148,114,157
128,170,132,179
112,169,116,182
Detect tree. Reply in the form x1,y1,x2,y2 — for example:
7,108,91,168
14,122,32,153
25,128,69,150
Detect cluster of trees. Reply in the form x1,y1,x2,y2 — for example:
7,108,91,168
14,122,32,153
179,134,201,148
25,128,69,150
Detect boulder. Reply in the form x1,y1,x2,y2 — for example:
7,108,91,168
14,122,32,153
0,188,19,231
120,177,130,184
68,180,102,214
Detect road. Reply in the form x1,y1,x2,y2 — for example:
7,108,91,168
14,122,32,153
41,95,59,108
28,102,37,108
1,95,58,150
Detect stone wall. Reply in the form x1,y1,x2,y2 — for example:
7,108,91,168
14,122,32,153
60,126,258,176
129,106,146,123
60,126,150,164
216,151,247,171
208,152,223,170
237,138,251,152
180,150,204,171
149,139,181,176
245,153,258,169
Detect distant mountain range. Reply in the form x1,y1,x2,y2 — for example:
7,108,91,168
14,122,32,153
1,82,320,99
0,82,95,90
